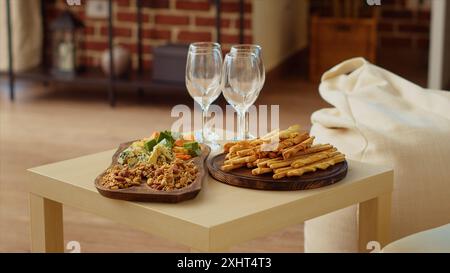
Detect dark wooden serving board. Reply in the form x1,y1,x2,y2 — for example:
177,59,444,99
207,153,348,191
95,141,210,203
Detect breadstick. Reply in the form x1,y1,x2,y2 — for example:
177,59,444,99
223,142,237,153
221,163,245,172
229,142,251,153
224,157,238,165
255,158,270,165
225,152,240,160
272,169,293,179
291,149,338,168
287,154,345,177
276,132,309,151
257,157,282,167
250,139,264,146
252,167,273,175
250,158,270,168
237,146,259,157
266,145,332,167
272,152,345,178
293,144,333,156
282,136,315,159
278,124,302,139
273,165,294,174
269,159,297,169
228,155,257,165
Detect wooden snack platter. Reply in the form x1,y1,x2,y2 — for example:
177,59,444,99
207,153,348,191
95,141,211,203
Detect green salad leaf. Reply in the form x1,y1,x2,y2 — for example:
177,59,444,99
158,138,172,149
144,131,175,152
156,131,175,148
183,141,202,157
144,138,157,152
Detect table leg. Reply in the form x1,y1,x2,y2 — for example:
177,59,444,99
29,193,64,253
358,193,392,252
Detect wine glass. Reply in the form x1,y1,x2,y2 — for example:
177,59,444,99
185,42,222,143
230,45,265,139
222,52,260,140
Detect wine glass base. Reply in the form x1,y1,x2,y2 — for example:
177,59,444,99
204,141,221,152
194,131,222,152
245,132,257,140
194,130,221,142
224,133,256,142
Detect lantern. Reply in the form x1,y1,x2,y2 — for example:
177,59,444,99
50,11,84,78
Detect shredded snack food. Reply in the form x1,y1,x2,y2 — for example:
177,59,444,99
146,159,198,191
101,163,152,190
101,159,199,191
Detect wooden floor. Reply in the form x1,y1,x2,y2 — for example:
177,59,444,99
0,73,330,252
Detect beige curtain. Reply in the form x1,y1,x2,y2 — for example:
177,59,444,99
0,0,42,72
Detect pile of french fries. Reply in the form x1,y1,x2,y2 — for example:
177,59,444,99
221,125,346,179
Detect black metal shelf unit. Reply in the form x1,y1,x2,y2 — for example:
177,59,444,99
3,0,245,106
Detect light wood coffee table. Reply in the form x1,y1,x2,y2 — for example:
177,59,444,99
27,149,393,253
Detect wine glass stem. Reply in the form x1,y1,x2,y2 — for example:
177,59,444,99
237,111,246,140
201,105,209,143
245,111,249,139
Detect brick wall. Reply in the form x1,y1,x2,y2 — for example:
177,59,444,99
45,0,252,70
378,0,431,50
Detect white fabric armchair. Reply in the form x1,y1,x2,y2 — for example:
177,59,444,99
305,58,450,252
382,223,450,253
